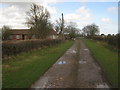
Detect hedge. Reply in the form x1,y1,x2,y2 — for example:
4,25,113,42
2,39,62,59
85,34,119,48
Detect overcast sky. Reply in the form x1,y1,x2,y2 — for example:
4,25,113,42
0,0,119,35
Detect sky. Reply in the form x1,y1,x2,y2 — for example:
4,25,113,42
0,0,119,35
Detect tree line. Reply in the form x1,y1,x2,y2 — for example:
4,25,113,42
1,3,118,44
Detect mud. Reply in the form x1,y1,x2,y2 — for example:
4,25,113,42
30,39,110,89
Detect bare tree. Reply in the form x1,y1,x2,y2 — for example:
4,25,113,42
54,18,61,34
64,22,79,38
2,25,11,40
54,13,64,35
26,3,51,39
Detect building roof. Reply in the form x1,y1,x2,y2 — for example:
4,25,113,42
49,29,57,35
10,29,57,35
10,29,30,34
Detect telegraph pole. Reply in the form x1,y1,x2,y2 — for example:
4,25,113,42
61,13,64,35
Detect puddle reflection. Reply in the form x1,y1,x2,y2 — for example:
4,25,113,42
57,61,66,64
96,83,109,88
72,50,76,53
84,49,89,51
79,61,86,64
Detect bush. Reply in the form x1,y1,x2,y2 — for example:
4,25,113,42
69,32,76,39
2,39,62,59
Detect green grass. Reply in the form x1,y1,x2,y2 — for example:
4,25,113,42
83,38,118,87
3,40,74,88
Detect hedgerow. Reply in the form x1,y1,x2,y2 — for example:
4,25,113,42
2,39,62,59
85,34,119,48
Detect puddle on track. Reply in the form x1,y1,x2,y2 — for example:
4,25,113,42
84,49,89,51
57,61,66,64
72,50,76,54
96,83,109,88
66,50,76,54
79,60,86,64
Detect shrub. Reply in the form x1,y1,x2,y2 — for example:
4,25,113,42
2,39,62,59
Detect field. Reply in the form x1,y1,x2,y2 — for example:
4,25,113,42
2,40,73,88
83,38,118,87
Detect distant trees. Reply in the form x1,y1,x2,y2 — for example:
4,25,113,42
54,19,80,38
26,3,51,39
64,22,80,38
81,23,118,47
82,24,100,36
2,25,11,40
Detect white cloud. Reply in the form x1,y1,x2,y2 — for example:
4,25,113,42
76,6,89,14
65,6,92,21
107,7,118,14
0,2,57,29
101,18,113,24
77,21,93,29
64,13,80,21
35,1,57,15
99,17,118,34
76,6,91,19
99,23,118,35
0,4,28,29
45,5,57,14
46,0,58,4
64,6,93,29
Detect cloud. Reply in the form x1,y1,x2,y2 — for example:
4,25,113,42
35,1,57,14
64,6,93,29
101,18,113,24
44,5,57,14
46,0,58,4
107,7,118,14
65,6,92,22
76,6,91,19
99,22,118,35
100,17,117,34
0,2,58,29
0,4,28,29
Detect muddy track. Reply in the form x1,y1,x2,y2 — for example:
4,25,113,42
30,39,110,89
76,39,110,88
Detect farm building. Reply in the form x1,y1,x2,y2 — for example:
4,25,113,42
47,29,58,39
9,29,58,40
9,29,30,40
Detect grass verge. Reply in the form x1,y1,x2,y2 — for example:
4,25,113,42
83,38,118,87
3,40,73,88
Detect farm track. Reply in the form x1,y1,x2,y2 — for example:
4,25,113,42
30,39,110,89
